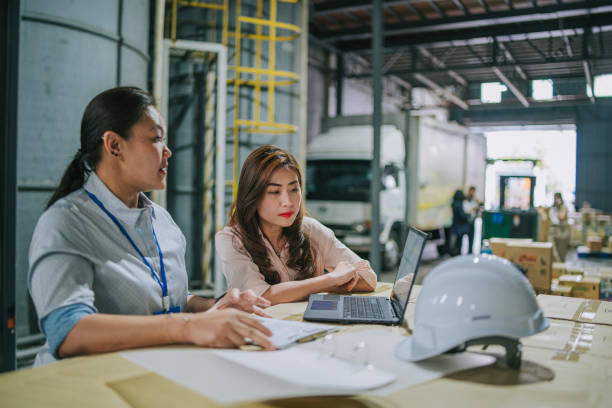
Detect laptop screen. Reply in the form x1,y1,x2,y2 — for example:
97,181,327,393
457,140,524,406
390,227,428,318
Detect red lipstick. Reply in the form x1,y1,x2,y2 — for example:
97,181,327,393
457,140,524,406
279,212,293,218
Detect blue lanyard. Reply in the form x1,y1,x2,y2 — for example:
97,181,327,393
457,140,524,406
85,190,170,312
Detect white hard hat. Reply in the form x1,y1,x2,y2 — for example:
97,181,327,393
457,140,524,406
396,254,549,368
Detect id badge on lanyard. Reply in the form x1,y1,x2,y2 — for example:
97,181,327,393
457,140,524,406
86,190,177,313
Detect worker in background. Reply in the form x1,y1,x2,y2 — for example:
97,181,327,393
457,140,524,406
462,186,481,254
451,189,471,256
549,192,570,262
28,87,274,366
215,145,377,305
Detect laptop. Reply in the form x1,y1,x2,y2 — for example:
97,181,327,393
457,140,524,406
303,227,428,325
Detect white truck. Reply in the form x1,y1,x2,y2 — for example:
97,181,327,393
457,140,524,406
305,113,486,268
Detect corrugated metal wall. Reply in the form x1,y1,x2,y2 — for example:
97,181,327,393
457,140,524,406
16,0,149,338
575,100,612,212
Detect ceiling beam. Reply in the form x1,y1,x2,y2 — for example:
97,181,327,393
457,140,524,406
476,0,490,13
347,26,601,53
316,2,612,41
492,67,530,107
427,0,445,18
497,40,528,81
386,5,404,22
320,13,345,29
308,34,414,99
525,38,549,61
417,46,468,86
383,46,407,72
313,0,420,16
405,3,425,19
345,11,364,25
413,73,469,109
311,0,601,16
465,43,487,65
583,60,596,103
452,0,468,14
336,12,612,52
448,70,468,86
343,55,612,79
562,34,574,58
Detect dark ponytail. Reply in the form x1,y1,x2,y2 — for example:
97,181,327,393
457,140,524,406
47,86,155,208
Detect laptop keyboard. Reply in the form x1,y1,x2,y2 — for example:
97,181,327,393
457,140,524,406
343,297,384,319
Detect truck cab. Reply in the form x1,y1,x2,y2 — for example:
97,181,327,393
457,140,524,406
306,125,406,269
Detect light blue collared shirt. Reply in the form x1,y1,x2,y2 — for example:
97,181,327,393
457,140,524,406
28,172,188,365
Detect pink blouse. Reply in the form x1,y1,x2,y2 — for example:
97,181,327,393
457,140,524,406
215,217,376,296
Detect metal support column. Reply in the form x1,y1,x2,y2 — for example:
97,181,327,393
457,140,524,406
370,0,383,276
336,52,344,116
323,51,331,119
193,70,205,285
1,0,19,373
298,0,309,179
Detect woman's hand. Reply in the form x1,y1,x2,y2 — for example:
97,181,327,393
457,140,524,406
331,260,377,293
181,309,275,350
328,261,358,290
353,259,371,274
354,260,376,288
211,288,271,317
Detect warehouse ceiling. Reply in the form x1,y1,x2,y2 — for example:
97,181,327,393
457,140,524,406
309,0,612,108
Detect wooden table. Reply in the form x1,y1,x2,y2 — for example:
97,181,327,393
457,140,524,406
1,284,610,408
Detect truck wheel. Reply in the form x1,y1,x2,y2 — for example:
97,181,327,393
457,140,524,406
383,231,401,271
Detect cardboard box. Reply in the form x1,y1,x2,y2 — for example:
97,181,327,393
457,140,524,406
522,317,612,359
537,294,612,325
558,275,600,300
537,207,551,242
565,265,584,276
552,262,567,279
585,266,612,301
587,236,602,252
551,285,573,297
506,242,553,291
489,237,533,259
550,278,573,297
596,214,612,227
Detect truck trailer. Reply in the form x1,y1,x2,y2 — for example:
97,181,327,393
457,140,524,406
305,113,486,268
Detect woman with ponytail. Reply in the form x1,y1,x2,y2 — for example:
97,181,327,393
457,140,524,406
215,145,377,305
28,87,273,366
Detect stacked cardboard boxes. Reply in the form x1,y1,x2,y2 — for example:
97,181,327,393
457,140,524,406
557,275,600,299
505,242,553,292
550,281,572,297
489,238,532,259
547,263,611,301
552,262,566,279
587,236,603,252
586,266,612,301
571,209,612,253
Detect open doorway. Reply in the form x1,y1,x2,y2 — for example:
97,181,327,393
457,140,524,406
483,125,577,212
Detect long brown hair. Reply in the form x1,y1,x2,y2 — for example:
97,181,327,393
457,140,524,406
229,145,315,284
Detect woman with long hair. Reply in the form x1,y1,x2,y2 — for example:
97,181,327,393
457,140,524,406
216,145,377,305
28,87,273,366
